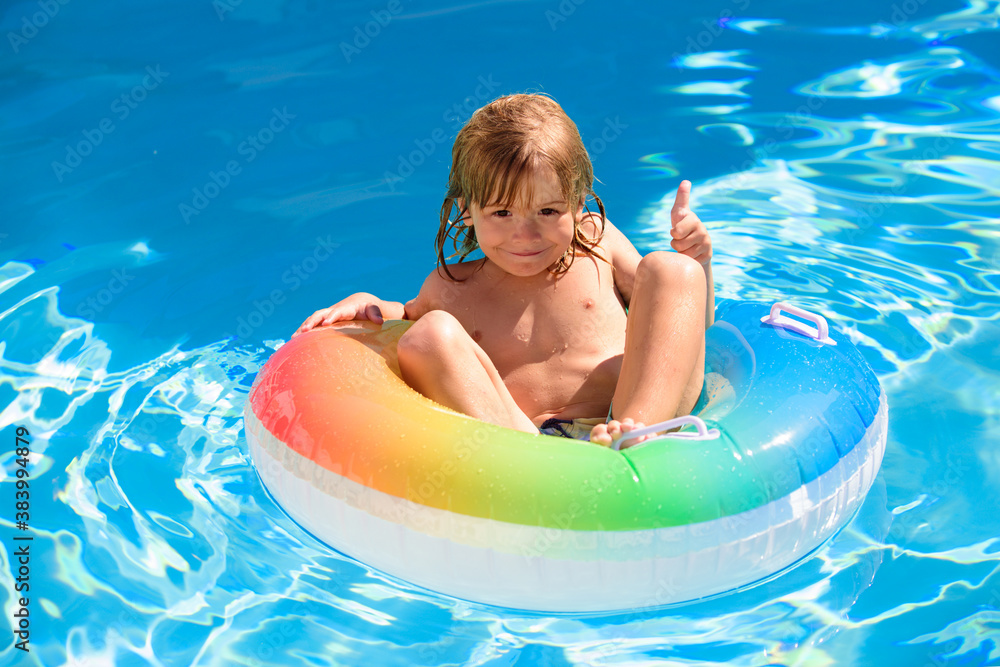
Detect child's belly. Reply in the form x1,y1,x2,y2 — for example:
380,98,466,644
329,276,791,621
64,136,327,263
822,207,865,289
509,354,624,424
493,337,626,425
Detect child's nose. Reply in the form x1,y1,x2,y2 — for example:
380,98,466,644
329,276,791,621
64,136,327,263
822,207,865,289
511,215,541,238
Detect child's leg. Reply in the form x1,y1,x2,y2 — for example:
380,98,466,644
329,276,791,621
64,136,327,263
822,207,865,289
396,310,539,434
592,251,706,445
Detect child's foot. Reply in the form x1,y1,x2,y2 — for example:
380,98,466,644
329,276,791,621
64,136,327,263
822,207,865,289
590,418,649,449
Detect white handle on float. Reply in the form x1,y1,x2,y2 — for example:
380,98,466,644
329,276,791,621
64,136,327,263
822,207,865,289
611,415,720,451
760,302,836,346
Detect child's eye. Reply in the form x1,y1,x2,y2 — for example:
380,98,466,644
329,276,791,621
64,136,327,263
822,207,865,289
540,208,559,216
492,209,511,217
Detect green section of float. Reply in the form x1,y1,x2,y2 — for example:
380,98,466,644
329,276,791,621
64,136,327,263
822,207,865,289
435,421,761,530
426,301,881,531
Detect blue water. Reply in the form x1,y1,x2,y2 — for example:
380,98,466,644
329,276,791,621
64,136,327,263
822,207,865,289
1,0,999,664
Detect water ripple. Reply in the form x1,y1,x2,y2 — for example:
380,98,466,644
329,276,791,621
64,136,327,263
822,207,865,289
642,43,1000,384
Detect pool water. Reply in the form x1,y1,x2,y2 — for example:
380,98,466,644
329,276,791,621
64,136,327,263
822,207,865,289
1,0,999,665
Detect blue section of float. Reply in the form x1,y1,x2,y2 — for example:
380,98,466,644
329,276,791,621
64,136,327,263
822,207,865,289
694,301,881,511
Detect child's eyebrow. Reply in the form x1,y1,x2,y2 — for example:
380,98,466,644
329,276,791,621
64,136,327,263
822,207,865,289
485,199,565,209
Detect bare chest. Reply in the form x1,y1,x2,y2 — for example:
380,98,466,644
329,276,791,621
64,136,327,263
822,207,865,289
445,259,628,376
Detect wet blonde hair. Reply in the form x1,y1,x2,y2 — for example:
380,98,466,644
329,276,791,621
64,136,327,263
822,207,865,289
436,93,606,280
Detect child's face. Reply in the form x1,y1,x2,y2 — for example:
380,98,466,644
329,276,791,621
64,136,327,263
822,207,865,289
463,167,582,278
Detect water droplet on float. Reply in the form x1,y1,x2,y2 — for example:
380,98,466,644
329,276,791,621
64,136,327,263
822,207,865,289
477,468,483,474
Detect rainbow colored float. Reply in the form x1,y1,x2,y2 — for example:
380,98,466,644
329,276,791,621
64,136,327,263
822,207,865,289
244,301,887,612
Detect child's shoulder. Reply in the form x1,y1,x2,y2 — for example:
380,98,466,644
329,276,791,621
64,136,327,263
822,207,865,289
436,258,487,282
408,259,485,316
419,258,486,289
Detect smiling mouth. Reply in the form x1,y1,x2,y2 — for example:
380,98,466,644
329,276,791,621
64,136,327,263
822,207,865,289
506,249,546,257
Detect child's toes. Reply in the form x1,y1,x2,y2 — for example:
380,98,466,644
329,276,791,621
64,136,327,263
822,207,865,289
592,419,654,449
618,420,650,449
601,420,627,447
589,423,612,446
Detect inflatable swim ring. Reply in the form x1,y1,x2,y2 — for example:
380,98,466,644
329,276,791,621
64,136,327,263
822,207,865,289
244,301,887,612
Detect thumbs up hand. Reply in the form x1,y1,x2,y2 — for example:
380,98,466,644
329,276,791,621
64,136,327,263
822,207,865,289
670,180,712,266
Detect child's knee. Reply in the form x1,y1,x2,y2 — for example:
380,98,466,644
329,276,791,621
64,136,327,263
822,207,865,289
637,251,703,288
398,310,466,359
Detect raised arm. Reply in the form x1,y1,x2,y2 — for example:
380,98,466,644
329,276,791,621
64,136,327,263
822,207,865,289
669,180,714,327
598,180,714,327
